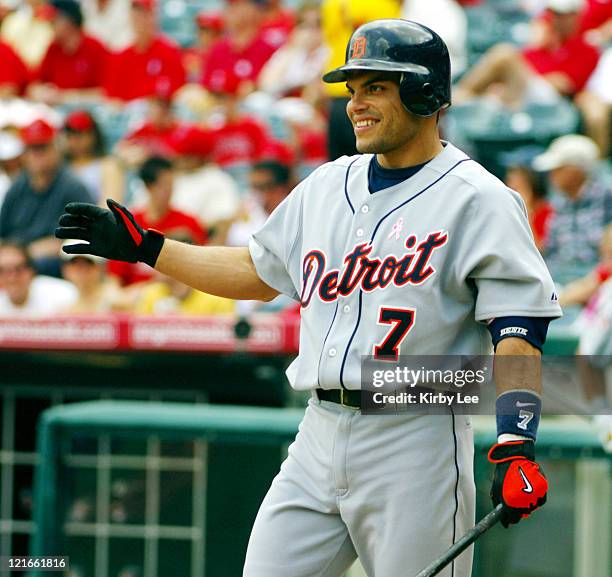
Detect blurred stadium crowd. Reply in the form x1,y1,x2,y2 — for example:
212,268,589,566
0,0,610,327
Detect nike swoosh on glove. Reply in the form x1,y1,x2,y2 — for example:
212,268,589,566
488,440,548,528
55,199,165,267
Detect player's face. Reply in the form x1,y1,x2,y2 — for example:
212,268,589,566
346,71,425,158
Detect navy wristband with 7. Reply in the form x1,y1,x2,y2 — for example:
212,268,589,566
496,390,541,440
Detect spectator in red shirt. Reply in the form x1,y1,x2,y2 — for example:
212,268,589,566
183,11,224,83
579,0,612,42
168,125,241,244
104,0,185,102
205,72,271,168
0,40,29,97
505,164,553,251
62,109,125,205
455,0,600,107
115,79,187,167
108,156,207,285
260,0,296,49
28,0,108,105
201,0,277,95
573,0,612,155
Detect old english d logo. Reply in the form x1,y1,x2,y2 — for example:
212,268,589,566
351,36,367,59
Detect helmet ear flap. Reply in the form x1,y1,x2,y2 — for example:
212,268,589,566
398,73,413,113
422,83,434,99
399,73,437,116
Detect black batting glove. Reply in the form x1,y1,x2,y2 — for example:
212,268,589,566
488,440,548,528
55,199,165,267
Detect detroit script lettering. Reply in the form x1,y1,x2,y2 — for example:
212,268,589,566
300,231,448,307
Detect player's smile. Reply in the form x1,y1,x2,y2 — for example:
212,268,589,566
352,116,380,134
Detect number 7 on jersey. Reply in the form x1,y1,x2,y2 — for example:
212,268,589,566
373,307,416,361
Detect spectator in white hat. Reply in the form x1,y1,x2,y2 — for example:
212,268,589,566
533,134,611,282
0,131,23,211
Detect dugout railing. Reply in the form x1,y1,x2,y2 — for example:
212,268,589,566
0,314,602,577
0,314,298,577
30,401,611,577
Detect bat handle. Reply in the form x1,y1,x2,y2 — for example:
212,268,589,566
413,504,504,577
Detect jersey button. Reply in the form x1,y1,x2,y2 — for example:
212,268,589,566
328,348,337,357
361,205,369,214
343,305,351,313
356,228,364,238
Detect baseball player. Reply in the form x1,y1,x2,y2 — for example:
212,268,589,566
56,19,561,577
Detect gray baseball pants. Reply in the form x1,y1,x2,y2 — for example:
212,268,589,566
243,396,476,577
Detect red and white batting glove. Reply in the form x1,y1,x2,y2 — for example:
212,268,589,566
488,440,548,528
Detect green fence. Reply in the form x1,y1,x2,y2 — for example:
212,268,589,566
31,401,611,577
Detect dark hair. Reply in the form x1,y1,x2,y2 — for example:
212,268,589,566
252,160,291,186
139,156,173,186
507,166,548,200
52,0,83,27
64,116,106,158
0,240,35,270
529,169,548,200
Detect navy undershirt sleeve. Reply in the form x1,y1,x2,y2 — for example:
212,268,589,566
487,316,552,351
368,156,428,193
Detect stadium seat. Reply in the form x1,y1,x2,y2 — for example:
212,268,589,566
465,4,530,62
444,99,581,178
224,162,252,194
297,161,322,181
159,0,200,47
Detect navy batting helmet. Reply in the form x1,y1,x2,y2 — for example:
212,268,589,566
322,19,451,117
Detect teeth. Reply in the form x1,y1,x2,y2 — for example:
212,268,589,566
355,120,378,128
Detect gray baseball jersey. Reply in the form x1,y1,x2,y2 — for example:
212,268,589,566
249,141,562,391
244,141,561,577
